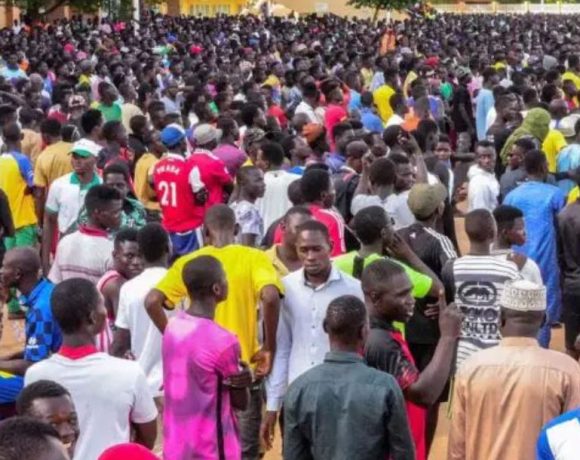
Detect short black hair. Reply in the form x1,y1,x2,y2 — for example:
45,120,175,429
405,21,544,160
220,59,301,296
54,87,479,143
182,255,224,298
2,122,20,143
361,258,406,293
296,219,330,242
84,185,122,216
16,380,71,416
101,120,123,142
81,109,103,135
323,295,367,343
114,227,138,249
369,157,396,187
390,92,406,111
284,205,312,222
331,122,352,142
260,141,285,167
103,161,131,184
204,204,236,232
240,103,261,127
493,205,524,233
476,140,495,151
465,209,496,243
217,116,237,138
236,165,261,187
51,278,100,334
361,91,374,107
137,223,169,263
300,169,330,203
129,114,148,135
524,149,547,175
0,416,62,460
40,118,62,138
514,137,537,153
352,206,388,245
302,82,319,99
389,152,411,166
288,180,305,206
383,125,403,147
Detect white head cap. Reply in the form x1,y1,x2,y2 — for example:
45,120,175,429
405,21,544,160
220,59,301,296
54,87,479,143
500,280,546,312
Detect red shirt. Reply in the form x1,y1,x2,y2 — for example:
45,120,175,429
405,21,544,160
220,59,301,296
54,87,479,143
186,150,233,208
152,154,205,232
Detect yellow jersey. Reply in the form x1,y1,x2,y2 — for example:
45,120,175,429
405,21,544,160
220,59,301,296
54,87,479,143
542,129,567,173
0,152,37,229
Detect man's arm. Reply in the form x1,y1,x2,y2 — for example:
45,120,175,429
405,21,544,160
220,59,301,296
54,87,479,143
41,212,58,276
0,358,32,376
144,289,170,334
132,420,158,450
255,284,280,378
384,379,416,460
282,390,314,460
110,328,131,358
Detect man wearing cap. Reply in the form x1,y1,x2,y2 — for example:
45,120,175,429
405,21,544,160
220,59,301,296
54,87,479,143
152,124,208,258
448,280,580,460
41,138,101,275
397,183,458,451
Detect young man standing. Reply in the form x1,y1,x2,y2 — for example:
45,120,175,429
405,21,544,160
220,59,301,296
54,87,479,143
0,248,62,405
284,295,415,460
25,278,158,460
262,220,363,450
230,166,266,247
163,255,252,460
499,137,536,199
467,141,500,212
49,185,122,284
42,138,102,275
442,209,520,368
492,205,543,284
16,380,79,458
449,280,580,460
145,205,282,460
505,150,566,347
111,223,171,396
363,258,462,460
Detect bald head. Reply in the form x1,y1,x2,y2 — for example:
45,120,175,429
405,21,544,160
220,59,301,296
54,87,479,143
346,140,369,160
549,98,568,119
1,248,41,291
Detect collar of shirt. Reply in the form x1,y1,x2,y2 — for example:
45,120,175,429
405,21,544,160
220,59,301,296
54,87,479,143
70,171,100,190
301,266,343,291
324,351,364,365
78,225,109,238
19,278,52,308
500,337,539,348
165,152,185,161
370,316,396,332
58,344,99,360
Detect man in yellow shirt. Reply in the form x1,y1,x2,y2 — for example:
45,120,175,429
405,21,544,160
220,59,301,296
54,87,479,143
134,130,165,220
33,119,73,224
373,67,399,125
562,55,580,92
145,204,283,459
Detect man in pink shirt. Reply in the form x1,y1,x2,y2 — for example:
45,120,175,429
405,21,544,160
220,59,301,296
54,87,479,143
300,168,346,257
163,255,252,460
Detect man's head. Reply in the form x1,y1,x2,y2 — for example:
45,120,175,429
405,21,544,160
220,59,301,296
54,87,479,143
255,141,285,172
408,183,447,221
0,417,70,460
40,119,62,145
102,121,128,147
344,140,369,174
182,255,228,303
549,98,569,121
500,280,546,337
332,122,355,155
51,278,107,338
0,247,41,292
84,185,123,231
113,228,142,280
296,220,333,278
103,162,132,201
435,134,452,162
352,206,394,249
368,157,396,193
137,223,170,265
300,169,334,208
323,295,368,350
80,109,103,140
203,204,237,246
193,124,220,151
281,206,313,250
2,122,21,149
465,209,497,245
390,92,408,117
236,165,265,201
160,123,187,154
508,137,536,170
240,103,266,129
523,149,548,179
362,259,414,323
16,381,79,458
493,205,526,247
70,139,99,176
389,153,415,192
475,140,496,173
98,82,118,104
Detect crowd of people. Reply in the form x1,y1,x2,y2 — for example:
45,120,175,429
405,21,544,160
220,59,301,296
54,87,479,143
0,8,580,460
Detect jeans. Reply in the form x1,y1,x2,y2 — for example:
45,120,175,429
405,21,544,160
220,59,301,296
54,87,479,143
236,383,263,460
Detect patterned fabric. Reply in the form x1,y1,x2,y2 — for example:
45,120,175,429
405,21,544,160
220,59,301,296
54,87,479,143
76,197,146,235
20,279,62,363
231,200,263,242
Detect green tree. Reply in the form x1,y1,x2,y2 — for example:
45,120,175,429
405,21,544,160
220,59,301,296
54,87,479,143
347,0,417,22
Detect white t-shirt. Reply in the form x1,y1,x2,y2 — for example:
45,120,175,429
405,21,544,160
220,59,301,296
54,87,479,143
115,267,169,395
256,170,301,229
25,352,158,460
385,190,415,230
467,165,500,212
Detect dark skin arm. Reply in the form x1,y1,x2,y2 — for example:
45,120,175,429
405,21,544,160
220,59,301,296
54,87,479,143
101,278,123,319
132,420,157,449
0,350,33,376
226,362,252,411
41,212,58,276
251,285,280,379
34,187,46,228
110,327,131,358
145,289,170,334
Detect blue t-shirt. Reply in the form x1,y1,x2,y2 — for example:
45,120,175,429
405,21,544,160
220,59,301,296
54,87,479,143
21,279,63,363
537,408,580,460
361,108,384,134
475,88,494,141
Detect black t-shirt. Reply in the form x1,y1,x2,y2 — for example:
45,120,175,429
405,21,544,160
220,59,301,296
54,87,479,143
558,202,580,296
397,223,458,344
451,85,473,132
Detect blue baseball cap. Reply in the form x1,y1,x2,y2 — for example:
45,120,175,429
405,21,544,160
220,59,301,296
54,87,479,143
160,124,186,148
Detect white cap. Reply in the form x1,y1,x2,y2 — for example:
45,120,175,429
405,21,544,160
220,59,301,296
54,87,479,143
500,280,546,312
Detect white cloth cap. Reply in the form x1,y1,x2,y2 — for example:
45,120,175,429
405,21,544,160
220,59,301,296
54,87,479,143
500,280,546,312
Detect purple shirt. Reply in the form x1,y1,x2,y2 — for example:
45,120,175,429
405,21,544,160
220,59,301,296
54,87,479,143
213,144,248,177
163,311,242,459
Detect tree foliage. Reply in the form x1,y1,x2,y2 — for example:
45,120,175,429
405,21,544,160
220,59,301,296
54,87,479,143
347,0,417,20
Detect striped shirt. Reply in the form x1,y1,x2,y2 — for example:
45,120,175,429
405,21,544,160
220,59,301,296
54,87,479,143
442,255,520,369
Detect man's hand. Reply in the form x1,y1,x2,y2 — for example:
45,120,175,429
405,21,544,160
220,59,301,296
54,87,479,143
260,411,278,451
385,233,415,262
438,291,463,339
250,348,272,379
224,361,253,388
194,187,208,205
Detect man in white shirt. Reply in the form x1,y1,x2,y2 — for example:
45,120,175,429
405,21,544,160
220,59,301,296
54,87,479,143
294,82,324,124
111,223,172,396
467,140,500,212
255,141,300,230
261,220,363,450
25,278,158,460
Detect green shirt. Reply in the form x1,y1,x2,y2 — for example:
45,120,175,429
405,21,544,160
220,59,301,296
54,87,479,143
74,197,146,236
95,102,122,122
333,252,433,299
